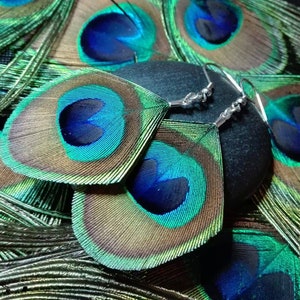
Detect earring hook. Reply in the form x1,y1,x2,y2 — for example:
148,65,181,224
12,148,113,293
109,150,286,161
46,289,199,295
211,69,268,128
169,64,214,109
205,63,243,93
204,63,249,127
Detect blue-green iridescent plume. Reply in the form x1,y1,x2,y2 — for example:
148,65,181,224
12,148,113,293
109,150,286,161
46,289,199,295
0,1,75,112
72,119,224,270
190,227,300,299
0,224,188,299
1,69,169,185
0,136,73,262
162,0,298,74
0,0,298,297
35,0,178,72
253,175,300,256
1,0,178,114
0,168,72,227
0,133,73,265
0,0,61,51
137,209,300,299
239,0,300,69
246,74,300,256
0,205,298,299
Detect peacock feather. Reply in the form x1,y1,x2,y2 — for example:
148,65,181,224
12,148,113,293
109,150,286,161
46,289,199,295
1,69,169,185
136,204,300,299
72,119,224,270
0,0,299,299
244,74,300,256
31,0,178,72
0,1,75,112
162,0,290,74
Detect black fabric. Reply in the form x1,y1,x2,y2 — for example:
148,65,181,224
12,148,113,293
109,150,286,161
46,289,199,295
115,61,272,208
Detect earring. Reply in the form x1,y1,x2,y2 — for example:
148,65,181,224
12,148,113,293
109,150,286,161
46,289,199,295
71,66,263,271
115,61,272,208
1,66,214,185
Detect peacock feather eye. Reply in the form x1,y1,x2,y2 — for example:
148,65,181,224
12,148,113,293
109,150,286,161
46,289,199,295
164,0,287,73
126,138,207,228
265,95,300,162
127,140,198,216
72,120,224,270
56,85,126,162
39,0,175,71
251,76,300,164
184,0,241,47
1,69,169,185
78,4,156,67
211,229,299,300
59,98,106,147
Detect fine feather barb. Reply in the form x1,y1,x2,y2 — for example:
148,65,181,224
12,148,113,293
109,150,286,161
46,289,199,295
0,135,72,225
0,1,75,112
252,175,300,256
0,0,62,51
238,0,300,71
0,235,192,299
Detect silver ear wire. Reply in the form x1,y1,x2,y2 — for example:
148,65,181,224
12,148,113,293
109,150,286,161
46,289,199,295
203,64,249,127
214,95,248,128
212,73,269,128
169,64,214,109
205,63,243,93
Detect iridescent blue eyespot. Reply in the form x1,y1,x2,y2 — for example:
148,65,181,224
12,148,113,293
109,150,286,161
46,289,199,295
127,158,190,214
184,0,242,49
127,140,206,228
78,4,156,68
57,85,125,162
59,99,104,147
266,94,300,161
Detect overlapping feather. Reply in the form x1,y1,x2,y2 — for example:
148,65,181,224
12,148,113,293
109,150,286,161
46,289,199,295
1,69,169,185
0,1,75,112
162,0,292,74
72,119,224,270
0,0,299,299
30,0,179,72
244,74,300,256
